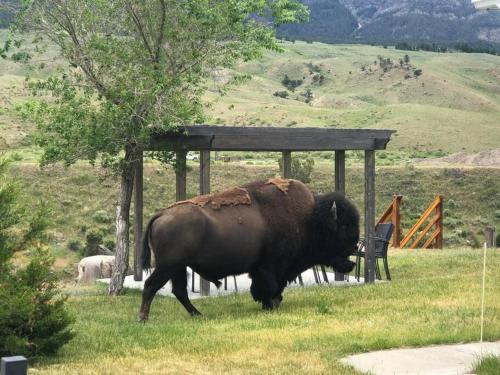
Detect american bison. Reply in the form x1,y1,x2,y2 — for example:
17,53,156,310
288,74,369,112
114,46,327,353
139,178,359,320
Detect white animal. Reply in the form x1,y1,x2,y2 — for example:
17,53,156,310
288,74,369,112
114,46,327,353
76,255,115,283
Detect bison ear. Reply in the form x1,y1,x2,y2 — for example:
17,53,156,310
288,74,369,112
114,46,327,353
331,201,338,221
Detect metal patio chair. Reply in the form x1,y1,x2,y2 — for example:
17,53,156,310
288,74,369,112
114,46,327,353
355,222,394,281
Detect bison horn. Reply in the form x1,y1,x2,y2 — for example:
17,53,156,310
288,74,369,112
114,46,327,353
331,201,338,221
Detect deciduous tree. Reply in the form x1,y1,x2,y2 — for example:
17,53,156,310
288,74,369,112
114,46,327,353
7,0,308,295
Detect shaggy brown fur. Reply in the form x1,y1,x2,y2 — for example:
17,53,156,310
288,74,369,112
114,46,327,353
168,187,251,210
265,178,292,194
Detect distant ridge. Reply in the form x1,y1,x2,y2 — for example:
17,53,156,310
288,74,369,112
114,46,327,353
279,0,500,49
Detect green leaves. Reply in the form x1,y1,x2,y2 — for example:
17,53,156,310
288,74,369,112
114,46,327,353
11,0,307,170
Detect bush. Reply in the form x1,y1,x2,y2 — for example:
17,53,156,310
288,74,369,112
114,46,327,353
0,157,73,358
92,210,112,224
84,229,104,256
273,90,289,99
278,155,315,183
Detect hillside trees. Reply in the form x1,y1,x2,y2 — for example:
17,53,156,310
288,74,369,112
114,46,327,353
8,1,308,295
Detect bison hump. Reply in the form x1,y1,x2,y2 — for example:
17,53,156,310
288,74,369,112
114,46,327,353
168,187,251,211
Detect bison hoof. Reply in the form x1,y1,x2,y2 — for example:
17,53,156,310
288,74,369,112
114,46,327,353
190,310,202,317
336,260,356,273
272,295,283,308
138,313,148,323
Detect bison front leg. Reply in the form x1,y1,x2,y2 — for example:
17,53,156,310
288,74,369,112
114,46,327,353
250,267,282,311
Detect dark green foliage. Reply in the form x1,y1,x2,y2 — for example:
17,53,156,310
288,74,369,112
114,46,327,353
273,90,289,99
281,74,303,91
414,69,423,78
84,229,104,257
0,157,73,358
303,88,314,103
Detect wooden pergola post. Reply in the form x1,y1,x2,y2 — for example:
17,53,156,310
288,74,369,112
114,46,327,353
364,150,376,283
175,150,187,202
199,150,211,296
334,150,346,281
133,151,143,281
282,151,292,178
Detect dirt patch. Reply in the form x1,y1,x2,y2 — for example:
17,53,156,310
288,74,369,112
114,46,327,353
266,178,293,194
169,187,251,210
418,149,500,167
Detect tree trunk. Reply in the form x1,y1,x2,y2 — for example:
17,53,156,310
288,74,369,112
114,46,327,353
108,147,136,296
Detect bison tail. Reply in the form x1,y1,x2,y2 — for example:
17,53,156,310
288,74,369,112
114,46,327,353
141,214,158,271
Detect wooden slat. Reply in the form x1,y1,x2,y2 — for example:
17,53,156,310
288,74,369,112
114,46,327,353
133,151,143,282
422,229,440,249
377,195,403,248
364,150,376,283
199,151,211,296
400,196,442,248
409,214,440,249
149,126,395,152
436,195,443,249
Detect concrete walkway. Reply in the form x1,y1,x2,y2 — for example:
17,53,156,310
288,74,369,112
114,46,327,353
100,268,366,299
341,341,500,375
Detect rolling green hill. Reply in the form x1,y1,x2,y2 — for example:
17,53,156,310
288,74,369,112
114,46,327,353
1,33,499,261
1,32,499,156
205,41,500,154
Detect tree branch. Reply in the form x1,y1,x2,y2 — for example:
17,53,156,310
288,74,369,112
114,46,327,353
126,2,155,63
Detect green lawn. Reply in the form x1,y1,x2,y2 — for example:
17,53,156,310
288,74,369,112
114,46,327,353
30,248,500,374
473,355,500,375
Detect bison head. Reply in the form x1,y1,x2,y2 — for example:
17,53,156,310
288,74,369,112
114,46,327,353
310,192,360,273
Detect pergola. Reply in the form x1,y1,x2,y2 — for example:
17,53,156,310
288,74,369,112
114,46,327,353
132,126,396,295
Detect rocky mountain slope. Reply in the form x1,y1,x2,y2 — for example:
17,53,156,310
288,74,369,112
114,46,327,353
279,0,500,47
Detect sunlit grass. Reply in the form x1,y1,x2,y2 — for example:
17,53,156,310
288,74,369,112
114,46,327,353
472,355,500,375
30,248,500,374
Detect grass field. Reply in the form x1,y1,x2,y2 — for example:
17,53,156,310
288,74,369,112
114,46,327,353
27,248,500,374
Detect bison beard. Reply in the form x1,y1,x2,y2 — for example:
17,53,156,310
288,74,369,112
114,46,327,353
138,179,359,320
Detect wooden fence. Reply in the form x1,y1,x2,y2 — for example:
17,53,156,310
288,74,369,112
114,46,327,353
378,195,444,249
400,195,444,249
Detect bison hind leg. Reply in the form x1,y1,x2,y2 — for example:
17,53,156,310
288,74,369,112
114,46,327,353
171,267,202,316
139,267,172,322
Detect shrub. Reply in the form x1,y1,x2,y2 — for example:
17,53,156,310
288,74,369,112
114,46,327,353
281,74,303,91
84,229,104,256
278,155,315,183
0,157,73,358
67,239,82,252
92,209,112,224
273,90,289,99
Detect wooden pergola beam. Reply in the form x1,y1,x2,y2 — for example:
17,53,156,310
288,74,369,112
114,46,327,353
150,126,394,152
